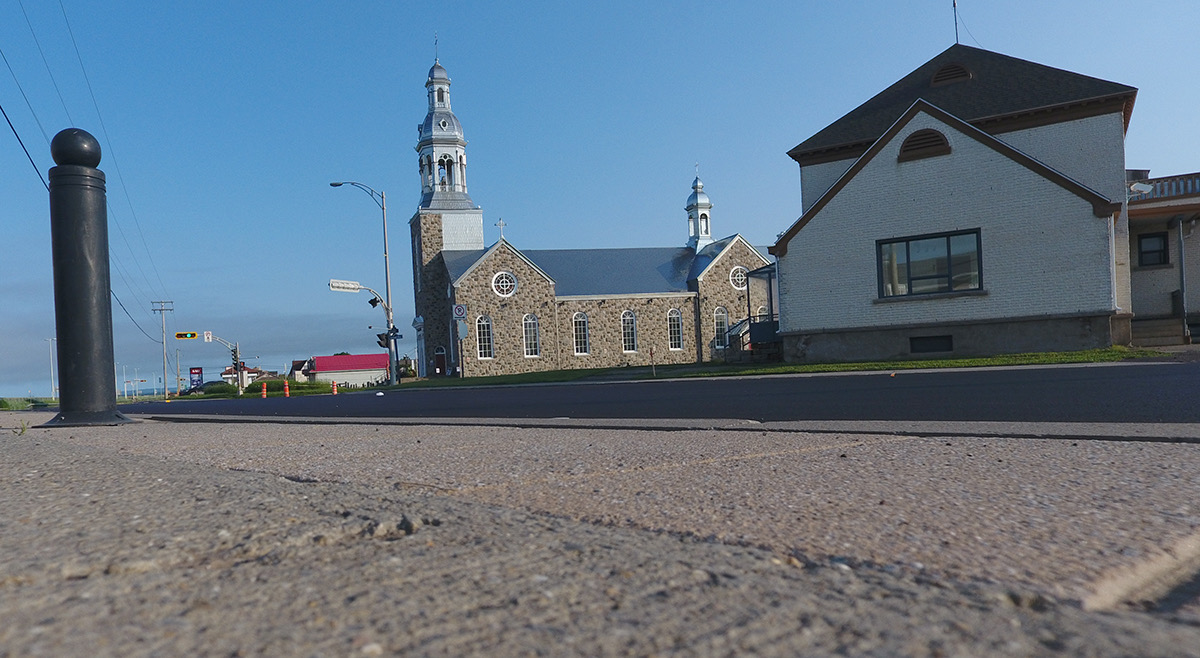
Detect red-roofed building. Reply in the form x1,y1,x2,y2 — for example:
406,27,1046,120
302,353,390,387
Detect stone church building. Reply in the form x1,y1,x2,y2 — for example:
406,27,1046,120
409,60,770,377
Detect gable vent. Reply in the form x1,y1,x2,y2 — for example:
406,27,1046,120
898,129,951,162
931,63,972,86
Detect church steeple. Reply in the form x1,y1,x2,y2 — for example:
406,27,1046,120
416,59,476,211
686,176,713,250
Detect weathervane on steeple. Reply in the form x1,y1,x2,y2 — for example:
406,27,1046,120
434,32,439,60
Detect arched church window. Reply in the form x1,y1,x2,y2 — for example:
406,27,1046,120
621,310,637,353
714,307,729,349
667,309,683,351
437,88,445,103
523,314,540,357
700,213,710,235
573,313,590,355
476,316,494,359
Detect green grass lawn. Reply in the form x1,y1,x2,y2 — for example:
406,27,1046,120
656,346,1165,379
105,345,1166,401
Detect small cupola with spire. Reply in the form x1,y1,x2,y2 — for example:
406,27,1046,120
686,175,713,250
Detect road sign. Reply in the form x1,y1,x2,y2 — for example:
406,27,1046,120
204,331,212,343
456,319,469,337
453,304,467,319
175,331,198,339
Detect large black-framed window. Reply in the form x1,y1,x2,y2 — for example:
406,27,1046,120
878,229,981,298
1137,232,1169,267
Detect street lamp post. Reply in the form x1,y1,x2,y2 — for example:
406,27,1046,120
45,338,57,400
331,181,397,385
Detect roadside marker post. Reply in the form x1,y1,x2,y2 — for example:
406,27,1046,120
261,382,267,398
284,381,290,397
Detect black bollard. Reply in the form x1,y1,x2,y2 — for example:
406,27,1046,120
41,128,134,426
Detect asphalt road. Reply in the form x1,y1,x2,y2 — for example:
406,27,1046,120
120,361,1200,423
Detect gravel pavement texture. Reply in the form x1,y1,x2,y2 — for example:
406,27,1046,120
3,410,1199,656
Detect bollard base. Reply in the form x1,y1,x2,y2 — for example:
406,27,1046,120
40,409,138,427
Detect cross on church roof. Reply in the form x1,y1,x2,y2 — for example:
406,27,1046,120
495,218,506,239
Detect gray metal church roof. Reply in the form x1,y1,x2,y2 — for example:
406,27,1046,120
442,235,755,297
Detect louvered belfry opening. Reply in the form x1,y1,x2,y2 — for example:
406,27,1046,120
931,62,972,86
898,129,951,162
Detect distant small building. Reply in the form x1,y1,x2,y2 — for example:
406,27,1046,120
220,364,274,387
302,353,389,387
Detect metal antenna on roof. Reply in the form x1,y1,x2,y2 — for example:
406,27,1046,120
953,1,960,44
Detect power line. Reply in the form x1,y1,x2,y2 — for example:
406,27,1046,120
17,0,73,125
58,0,170,300
0,44,51,144
111,289,161,344
0,98,47,190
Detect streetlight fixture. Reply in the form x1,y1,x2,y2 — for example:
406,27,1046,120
329,279,401,381
330,181,397,385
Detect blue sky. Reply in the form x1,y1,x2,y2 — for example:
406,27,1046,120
3,1,1198,397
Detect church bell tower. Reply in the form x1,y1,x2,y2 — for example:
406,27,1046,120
686,176,713,250
410,59,485,377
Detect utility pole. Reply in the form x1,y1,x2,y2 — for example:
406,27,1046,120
152,301,173,399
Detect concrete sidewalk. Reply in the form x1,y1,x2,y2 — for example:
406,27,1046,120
3,410,1199,655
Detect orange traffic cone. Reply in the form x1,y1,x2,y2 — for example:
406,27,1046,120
284,380,290,397
332,381,338,395
261,382,267,398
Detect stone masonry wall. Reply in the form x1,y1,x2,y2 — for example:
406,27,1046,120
411,211,453,375
450,242,558,378
694,239,772,361
550,295,699,373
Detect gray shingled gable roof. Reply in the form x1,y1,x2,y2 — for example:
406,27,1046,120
789,44,1136,163
771,99,1120,257
443,235,768,297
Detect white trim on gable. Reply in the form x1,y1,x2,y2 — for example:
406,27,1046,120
451,237,556,288
692,234,772,281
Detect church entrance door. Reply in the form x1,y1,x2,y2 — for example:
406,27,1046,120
434,347,447,376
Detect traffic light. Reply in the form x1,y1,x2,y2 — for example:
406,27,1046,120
175,332,198,339
377,332,390,349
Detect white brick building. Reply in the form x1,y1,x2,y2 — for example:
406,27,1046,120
770,44,1137,361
